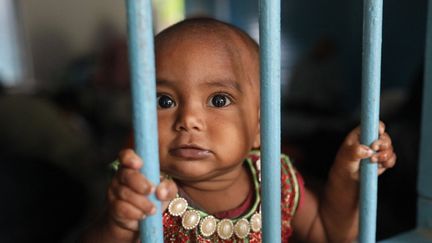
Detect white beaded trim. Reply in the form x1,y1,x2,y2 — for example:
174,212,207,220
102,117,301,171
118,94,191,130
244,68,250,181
168,197,188,216
199,215,217,237
234,218,251,239
217,219,234,240
181,210,201,230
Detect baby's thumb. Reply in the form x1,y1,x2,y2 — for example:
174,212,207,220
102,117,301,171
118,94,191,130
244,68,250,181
118,149,143,170
156,178,178,212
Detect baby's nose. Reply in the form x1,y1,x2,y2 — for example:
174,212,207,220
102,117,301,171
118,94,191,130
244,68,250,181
174,106,205,132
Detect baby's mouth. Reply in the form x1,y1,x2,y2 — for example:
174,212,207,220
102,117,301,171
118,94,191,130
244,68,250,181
169,145,211,160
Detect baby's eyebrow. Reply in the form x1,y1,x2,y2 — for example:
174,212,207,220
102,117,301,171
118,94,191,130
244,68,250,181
156,79,172,86
203,80,243,93
156,78,243,93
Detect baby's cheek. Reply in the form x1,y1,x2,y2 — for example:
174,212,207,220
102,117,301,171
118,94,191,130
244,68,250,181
215,126,251,154
157,138,172,165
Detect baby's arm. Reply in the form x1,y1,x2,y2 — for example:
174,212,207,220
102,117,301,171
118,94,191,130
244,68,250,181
79,149,177,243
292,122,396,243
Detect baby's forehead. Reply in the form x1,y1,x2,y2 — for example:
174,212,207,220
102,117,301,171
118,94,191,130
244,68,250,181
158,33,236,58
155,18,260,92
155,18,258,59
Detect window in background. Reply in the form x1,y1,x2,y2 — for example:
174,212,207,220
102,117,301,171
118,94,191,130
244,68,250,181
153,0,185,34
0,0,33,90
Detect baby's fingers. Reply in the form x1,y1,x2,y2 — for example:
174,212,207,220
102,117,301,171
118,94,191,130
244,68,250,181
108,199,143,231
377,153,397,175
343,127,361,146
117,168,155,195
119,149,143,170
383,153,397,168
157,178,178,211
378,121,386,135
157,179,178,201
340,144,374,161
372,149,396,166
109,179,156,216
371,132,392,151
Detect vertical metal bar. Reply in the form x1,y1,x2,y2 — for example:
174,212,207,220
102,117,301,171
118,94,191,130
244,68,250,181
418,0,432,229
126,0,164,242
259,0,281,242
359,0,383,242
0,0,26,86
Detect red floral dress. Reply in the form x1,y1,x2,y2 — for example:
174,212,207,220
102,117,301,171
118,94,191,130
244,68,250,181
163,151,303,242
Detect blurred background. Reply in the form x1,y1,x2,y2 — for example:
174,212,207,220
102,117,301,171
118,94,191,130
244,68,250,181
0,0,425,241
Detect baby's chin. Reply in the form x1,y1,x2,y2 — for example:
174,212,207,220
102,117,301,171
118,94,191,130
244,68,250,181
161,162,241,184
162,164,217,181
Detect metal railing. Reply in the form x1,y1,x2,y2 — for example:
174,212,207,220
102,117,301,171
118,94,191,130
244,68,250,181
126,0,431,242
126,0,163,242
359,0,383,242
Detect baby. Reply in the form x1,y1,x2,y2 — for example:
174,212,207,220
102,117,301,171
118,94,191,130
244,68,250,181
80,18,396,242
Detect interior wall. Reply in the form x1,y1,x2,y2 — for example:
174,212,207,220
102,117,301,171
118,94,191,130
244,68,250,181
18,0,127,89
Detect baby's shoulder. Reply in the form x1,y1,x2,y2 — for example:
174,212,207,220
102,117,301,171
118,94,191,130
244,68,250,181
247,150,301,238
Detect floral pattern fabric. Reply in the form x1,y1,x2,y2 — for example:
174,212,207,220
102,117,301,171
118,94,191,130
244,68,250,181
163,151,302,243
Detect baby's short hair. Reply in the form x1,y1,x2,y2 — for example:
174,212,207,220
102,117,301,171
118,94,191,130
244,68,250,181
155,17,260,91
155,17,259,58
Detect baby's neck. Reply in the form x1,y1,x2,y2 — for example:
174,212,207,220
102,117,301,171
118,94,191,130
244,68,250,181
176,164,252,215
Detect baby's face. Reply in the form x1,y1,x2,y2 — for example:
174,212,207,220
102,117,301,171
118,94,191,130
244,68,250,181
155,36,260,182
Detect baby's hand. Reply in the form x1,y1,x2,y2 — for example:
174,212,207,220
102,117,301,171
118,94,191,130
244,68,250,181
107,149,178,233
334,121,397,180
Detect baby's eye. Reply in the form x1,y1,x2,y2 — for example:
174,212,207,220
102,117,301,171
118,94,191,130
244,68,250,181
208,94,232,108
157,94,176,109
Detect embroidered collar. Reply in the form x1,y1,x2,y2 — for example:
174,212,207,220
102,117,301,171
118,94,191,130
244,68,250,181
166,158,262,240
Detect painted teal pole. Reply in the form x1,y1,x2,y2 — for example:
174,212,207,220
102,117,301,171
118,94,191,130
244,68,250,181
418,0,432,230
259,0,281,242
126,0,164,242
359,0,383,242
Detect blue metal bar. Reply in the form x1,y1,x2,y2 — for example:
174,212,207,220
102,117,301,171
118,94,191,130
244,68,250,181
418,0,432,229
359,0,383,242
259,0,281,242
0,0,26,86
125,0,163,242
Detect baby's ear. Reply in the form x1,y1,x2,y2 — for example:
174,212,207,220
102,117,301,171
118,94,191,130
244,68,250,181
252,109,260,148
253,133,260,148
